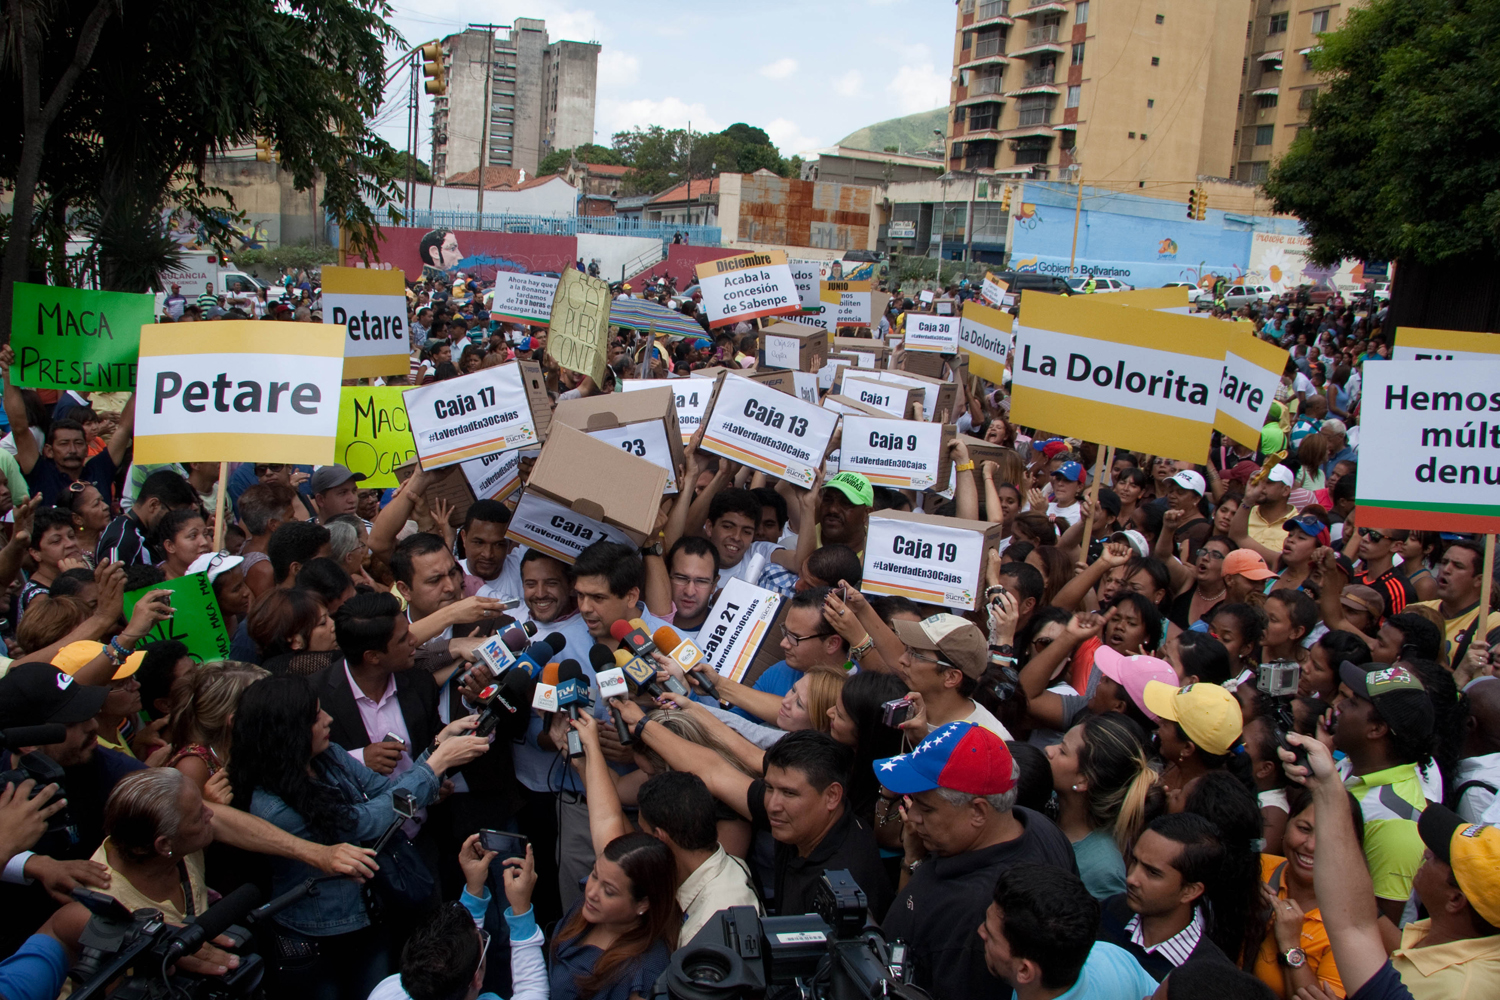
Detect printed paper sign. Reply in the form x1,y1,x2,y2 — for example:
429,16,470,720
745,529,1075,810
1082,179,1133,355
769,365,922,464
839,416,945,489
695,250,800,328
547,268,611,386
788,258,829,312
821,281,872,327
905,314,961,354
1391,327,1500,363
700,373,840,485
792,371,819,405
404,362,545,469
853,370,939,421
124,573,230,663
1217,330,1288,448
504,490,636,564
959,301,1012,384
135,322,344,464
862,517,985,610
336,386,416,487
9,283,151,391
982,272,1008,307
619,378,708,444
841,378,910,418
583,420,679,494
695,578,783,682
1354,360,1500,532
489,271,559,326
919,290,935,305
1010,293,1225,462
462,449,525,502
321,266,409,378
781,311,833,335
763,334,801,368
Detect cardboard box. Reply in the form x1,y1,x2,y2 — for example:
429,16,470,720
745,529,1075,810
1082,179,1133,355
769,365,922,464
839,415,958,492
950,433,1019,497
861,509,1004,611
854,369,957,423
699,370,840,486
821,393,891,418
521,423,668,545
899,347,947,378
760,322,831,372
833,336,889,369
554,386,685,493
692,366,794,395
817,353,860,393
841,376,923,420
395,459,477,527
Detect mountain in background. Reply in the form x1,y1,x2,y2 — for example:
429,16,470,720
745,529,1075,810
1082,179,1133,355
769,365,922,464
836,107,948,155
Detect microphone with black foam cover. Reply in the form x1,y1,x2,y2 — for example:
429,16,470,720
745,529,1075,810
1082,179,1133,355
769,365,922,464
653,625,723,703
0,724,67,750
167,883,262,960
511,635,558,680
474,667,535,739
556,660,591,758
591,644,633,744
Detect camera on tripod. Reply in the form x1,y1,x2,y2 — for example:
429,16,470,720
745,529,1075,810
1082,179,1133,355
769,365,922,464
655,871,929,1000
1257,660,1309,770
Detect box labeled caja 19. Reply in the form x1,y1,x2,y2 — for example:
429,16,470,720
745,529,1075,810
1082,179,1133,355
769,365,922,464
861,509,1003,611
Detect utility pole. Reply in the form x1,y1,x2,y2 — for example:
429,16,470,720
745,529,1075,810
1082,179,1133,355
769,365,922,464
473,23,498,225
1068,161,1084,276
686,121,693,228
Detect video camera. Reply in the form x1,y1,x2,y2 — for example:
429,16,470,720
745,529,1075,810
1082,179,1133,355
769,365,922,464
1257,660,1309,771
0,724,75,842
654,871,930,1000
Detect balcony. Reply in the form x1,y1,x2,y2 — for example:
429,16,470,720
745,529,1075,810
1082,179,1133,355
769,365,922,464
1015,0,1067,18
974,34,1003,58
1027,24,1059,45
978,0,1009,20
1023,64,1055,86
1017,107,1055,126
970,73,1004,95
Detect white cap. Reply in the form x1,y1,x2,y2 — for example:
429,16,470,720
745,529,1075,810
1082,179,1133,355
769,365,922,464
1108,529,1151,557
1169,470,1206,496
187,551,244,583
1266,464,1295,488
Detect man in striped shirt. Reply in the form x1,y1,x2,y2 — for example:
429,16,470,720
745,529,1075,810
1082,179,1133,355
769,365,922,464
195,282,217,313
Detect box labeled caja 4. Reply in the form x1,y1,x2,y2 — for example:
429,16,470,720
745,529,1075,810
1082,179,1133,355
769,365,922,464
554,385,685,494
860,509,1002,611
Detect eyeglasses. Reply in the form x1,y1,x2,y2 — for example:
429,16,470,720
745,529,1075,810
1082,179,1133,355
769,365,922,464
1199,548,1227,561
1357,527,1385,543
205,550,233,572
781,625,834,644
670,573,715,590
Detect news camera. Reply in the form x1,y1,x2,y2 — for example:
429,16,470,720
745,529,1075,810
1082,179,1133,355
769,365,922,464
1257,659,1309,771
1,724,74,841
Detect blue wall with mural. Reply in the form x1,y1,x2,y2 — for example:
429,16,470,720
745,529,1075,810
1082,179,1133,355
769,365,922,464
1007,182,1304,289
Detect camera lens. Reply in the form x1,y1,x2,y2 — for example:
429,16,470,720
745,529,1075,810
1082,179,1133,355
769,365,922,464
681,950,733,985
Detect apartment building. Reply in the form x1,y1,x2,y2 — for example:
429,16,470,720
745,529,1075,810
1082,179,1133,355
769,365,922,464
1233,2,1347,182
431,18,599,182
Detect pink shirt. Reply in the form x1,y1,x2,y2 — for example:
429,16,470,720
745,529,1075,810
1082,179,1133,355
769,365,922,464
344,666,412,779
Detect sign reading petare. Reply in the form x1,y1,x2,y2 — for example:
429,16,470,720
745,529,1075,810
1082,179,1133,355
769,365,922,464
821,281,872,328
462,449,526,502
9,283,151,391
695,250,799,328
618,378,708,444
959,301,1012,384
862,514,990,611
1392,327,1500,363
504,490,636,564
1217,329,1288,447
1010,293,1224,462
584,420,679,494
336,386,416,487
839,415,945,490
695,578,783,682
321,266,409,379
1355,360,1500,532
700,373,839,486
489,271,559,326
135,322,343,464
905,314,960,354
404,361,549,469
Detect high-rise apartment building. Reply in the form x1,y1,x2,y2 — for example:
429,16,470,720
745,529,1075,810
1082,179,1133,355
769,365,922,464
945,0,1250,186
431,18,599,182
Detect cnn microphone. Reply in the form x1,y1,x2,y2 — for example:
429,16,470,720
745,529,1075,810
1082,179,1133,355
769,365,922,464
591,644,632,743
556,660,591,758
653,625,722,703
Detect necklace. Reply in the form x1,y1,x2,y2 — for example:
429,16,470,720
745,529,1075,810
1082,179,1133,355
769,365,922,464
1196,587,1227,602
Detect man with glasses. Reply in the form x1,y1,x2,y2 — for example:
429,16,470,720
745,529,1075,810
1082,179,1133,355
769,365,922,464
1352,524,1415,619
721,588,852,723
894,613,1012,738
661,537,719,633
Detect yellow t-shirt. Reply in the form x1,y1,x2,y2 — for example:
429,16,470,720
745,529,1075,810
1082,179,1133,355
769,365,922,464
87,841,209,923
1346,763,1426,902
1412,599,1500,650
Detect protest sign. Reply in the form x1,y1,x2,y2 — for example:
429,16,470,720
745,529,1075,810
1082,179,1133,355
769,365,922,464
851,369,954,422
695,250,800,328
403,360,551,469
862,511,1002,611
821,280,872,328
792,371,819,405
525,423,667,545
842,377,918,419
695,578,783,682
555,386,684,494
336,386,416,487
1354,360,1500,532
395,459,478,528
321,266,409,378
982,272,1008,307
462,449,525,502
1391,327,1500,363
760,322,830,371
1010,292,1225,462
135,322,343,464
919,290,935,305
788,258,829,312
125,573,230,663
1107,286,1191,311
505,490,639,563
619,377,709,444
905,314,961,354
779,311,833,335
838,415,953,490
489,271,560,326
700,371,839,486
1217,329,1288,447
9,283,151,392
547,268,611,386
958,301,1012,384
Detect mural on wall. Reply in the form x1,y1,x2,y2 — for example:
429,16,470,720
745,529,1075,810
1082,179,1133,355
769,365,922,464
363,226,579,283
1012,203,1040,232
166,209,277,251
1246,232,1390,295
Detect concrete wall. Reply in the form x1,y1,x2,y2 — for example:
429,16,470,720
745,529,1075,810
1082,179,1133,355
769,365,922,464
719,172,875,251
546,40,600,156
394,177,578,218
576,233,660,283
512,19,548,177
434,30,488,182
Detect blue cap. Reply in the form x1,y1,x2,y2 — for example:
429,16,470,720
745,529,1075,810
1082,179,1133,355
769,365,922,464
517,336,533,351
1031,437,1063,452
1285,515,1330,544
1053,460,1087,484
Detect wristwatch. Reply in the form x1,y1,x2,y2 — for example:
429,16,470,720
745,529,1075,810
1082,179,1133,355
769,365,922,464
1280,947,1307,969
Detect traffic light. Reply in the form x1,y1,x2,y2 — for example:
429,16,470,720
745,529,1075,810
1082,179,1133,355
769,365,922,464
1194,188,1207,220
255,137,275,162
1000,184,1013,212
421,42,446,95
1186,188,1198,219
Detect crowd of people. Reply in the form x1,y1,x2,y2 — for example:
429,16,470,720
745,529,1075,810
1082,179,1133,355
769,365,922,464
0,263,1496,1000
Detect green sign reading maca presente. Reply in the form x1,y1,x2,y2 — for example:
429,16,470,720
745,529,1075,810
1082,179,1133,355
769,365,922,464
9,282,152,391
124,572,232,663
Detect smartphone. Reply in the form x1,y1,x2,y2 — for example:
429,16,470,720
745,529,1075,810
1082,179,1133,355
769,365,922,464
384,732,406,746
479,830,529,857
839,582,849,602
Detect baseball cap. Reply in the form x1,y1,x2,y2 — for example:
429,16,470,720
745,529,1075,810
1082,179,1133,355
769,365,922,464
873,721,1016,796
0,662,110,727
1338,662,1434,743
823,471,874,508
1107,529,1150,558
54,641,144,681
1144,680,1243,755
187,551,245,583
1418,803,1500,927
1094,647,1179,722
1340,585,1385,618
1040,441,1070,460
1266,464,1295,488
1222,549,1278,580
309,464,365,494
1096,487,1121,517
1285,515,1331,546
1053,461,1086,484
892,613,988,679
1260,425,1287,455
1169,470,1206,496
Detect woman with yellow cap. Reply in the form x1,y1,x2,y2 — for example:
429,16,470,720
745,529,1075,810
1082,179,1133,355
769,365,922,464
1143,679,1257,807
53,640,152,760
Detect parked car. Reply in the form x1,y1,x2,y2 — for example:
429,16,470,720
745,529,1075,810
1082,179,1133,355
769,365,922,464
1196,283,1273,311
989,271,1075,297
1064,276,1134,293
1161,281,1205,303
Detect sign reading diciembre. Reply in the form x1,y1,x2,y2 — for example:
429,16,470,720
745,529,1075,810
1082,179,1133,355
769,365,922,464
9,283,152,391
695,250,799,328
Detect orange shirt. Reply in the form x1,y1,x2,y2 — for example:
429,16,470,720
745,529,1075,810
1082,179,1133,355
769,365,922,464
1253,854,1347,998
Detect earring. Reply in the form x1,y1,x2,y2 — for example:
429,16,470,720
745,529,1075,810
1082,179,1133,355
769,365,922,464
1070,784,1079,792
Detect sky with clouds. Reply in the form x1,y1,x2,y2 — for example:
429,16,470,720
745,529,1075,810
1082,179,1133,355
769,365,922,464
374,0,954,161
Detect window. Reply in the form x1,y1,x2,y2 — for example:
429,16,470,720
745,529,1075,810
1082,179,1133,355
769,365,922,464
1257,92,1279,109
1255,124,1274,144
1311,9,1330,32
962,30,972,50
1269,12,1289,33
1155,14,1164,23
954,106,967,124
1298,88,1318,109
1072,42,1085,65
1075,1,1088,24
1066,85,1081,108
1247,20,1253,38
1151,56,1160,65
1014,136,1052,164
1233,129,1239,146
1018,94,1057,125
1128,131,1136,138
1245,161,1270,183
970,104,1000,130
1238,94,1244,111
1304,53,1315,70
978,0,1007,19
1140,133,1148,140
1147,98,1154,108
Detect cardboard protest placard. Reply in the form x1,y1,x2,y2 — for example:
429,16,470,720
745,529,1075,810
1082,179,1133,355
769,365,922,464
788,258,829,312
853,369,955,422
818,354,860,392
760,322,831,372
694,578,784,682
1010,292,1224,463
489,271,559,326
505,490,640,563
841,377,920,419
695,249,800,328
822,393,891,418
125,573,230,663
1354,360,1500,532
839,415,955,491
461,449,528,503
1392,327,1500,363
700,371,840,487
395,459,477,527
904,313,961,354
862,510,1003,611
555,387,684,494
135,322,344,464
693,366,795,395
821,280,872,327
336,386,416,488
779,311,833,335
403,360,551,470
321,266,409,378
618,378,709,444
1107,286,1190,311
1217,329,1289,448
547,268,611,386
959,301,1012,384
982,272,1008,307
9,283,152,392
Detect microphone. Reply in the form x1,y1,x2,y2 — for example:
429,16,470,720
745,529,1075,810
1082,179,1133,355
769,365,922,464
0,724,68,749
501,622,538,650
612,619,688,695
556,660,591,758
653,625,722,703
532,663,561,712
167,883,262,960
539,631,568,655
590,644,632,744
474,668,535,738
512,636,558,680
617,648,665,699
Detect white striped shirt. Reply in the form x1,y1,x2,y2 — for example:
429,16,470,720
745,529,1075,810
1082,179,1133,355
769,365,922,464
1125,906,1204,968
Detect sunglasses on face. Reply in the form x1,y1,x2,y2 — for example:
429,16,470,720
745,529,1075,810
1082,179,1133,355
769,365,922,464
1357,527,1385,543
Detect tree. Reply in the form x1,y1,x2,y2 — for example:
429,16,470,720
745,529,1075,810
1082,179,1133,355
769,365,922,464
537,142,624,175
392,151,434,185
610,122,797,196
1263,0,1500,266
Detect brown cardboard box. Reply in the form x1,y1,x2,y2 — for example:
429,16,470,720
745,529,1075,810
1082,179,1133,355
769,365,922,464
395,460,476,527
833,336,890,368
854,369,957,423
554,386,685,492
821,393,891,418
861,509,1004,611
524,423,668,544
841,376,922,420
692,366,794,395
760,322,832,372
899,348,946,378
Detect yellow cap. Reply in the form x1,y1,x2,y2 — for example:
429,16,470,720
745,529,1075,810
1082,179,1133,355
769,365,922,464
1143,680,1243,755
53,640,144,680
